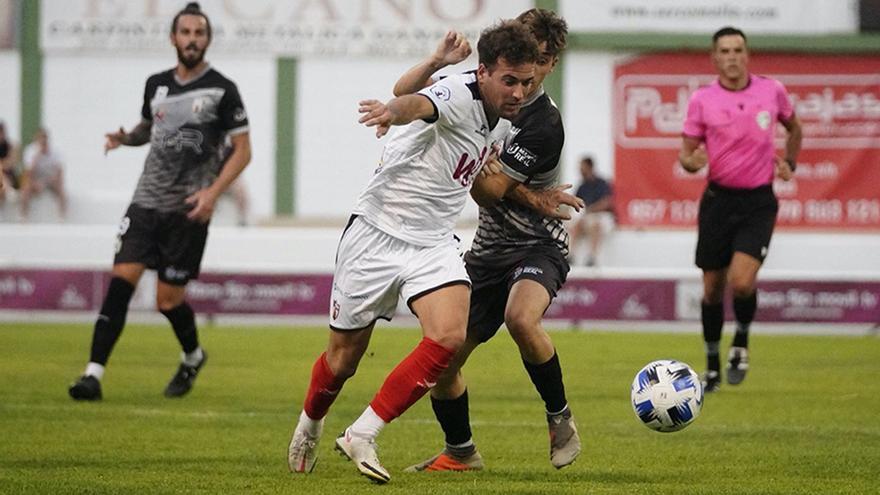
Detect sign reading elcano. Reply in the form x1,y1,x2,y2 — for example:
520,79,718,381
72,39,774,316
40,0,531,56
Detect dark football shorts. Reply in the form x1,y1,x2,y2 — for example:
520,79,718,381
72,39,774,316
113,203,209,286
695,182,778,271
466,246,569,343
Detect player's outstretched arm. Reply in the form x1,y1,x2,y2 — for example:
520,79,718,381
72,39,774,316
393,30,471,97
104,120,152,155
508,184,585,220
358,95,435,138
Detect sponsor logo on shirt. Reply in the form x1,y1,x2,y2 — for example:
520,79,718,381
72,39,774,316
234,108,247,122
452,146,487,187
505,143,537,167
162,129,204,153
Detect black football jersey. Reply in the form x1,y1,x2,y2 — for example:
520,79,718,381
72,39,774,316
466,88,568,267
131,65,249,212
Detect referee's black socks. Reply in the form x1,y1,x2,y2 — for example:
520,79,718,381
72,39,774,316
733,291,757,348
701,302,724,372
89,277,136,366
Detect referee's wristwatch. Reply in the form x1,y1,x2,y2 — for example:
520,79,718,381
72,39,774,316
784,158,797,172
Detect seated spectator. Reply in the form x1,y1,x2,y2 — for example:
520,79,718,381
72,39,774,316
20,128,68,221
0,121,20,202
568,156,614,266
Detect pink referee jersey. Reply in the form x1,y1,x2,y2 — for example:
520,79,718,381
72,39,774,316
683,74,794,189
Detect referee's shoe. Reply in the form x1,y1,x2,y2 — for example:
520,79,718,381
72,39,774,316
164,351,208,398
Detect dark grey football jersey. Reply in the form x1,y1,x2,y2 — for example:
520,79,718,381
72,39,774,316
131,65,249,212
465,88,568,267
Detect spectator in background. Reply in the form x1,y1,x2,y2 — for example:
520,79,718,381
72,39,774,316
568,156,613,267
20,128,68,220
0,121,20,201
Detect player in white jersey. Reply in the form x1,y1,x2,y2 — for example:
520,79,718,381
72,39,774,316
287,21,539,484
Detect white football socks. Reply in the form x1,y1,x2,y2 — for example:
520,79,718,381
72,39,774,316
182,347,204,367
84,362,105,380
348,406,386,441
299,410,323,436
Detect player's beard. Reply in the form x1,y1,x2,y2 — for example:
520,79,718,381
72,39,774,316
176,43,205,70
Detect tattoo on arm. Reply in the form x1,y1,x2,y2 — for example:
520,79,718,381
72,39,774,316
124,121,152,146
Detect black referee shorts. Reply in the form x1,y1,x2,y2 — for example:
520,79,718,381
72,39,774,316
113,203,209,285
466,247,569,344
695,182,778,271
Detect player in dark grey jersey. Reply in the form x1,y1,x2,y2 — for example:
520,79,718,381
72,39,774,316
394,10,586,471
69,2,251,401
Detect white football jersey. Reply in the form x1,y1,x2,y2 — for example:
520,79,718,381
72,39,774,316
352,72,511,247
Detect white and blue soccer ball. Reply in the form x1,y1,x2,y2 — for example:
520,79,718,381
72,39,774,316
631,359,703,433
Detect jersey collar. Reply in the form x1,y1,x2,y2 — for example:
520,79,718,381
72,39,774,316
174,63,212,86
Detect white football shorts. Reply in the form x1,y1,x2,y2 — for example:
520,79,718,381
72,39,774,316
329,216,470,330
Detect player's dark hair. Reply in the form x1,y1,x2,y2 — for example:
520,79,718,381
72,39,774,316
171,2,212,40
712,26,746,46
581,156,594,167
477,20,539,69
516,8,568,57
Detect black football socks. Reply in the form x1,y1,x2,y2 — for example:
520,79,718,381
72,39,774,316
89,277,135,365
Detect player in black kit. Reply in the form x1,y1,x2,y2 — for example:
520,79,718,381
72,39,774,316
69,3,251,401
393,9,585,471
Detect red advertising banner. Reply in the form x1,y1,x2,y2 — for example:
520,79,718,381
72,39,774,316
614,53,880,229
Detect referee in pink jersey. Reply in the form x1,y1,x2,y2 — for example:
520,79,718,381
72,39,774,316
679,27,802,392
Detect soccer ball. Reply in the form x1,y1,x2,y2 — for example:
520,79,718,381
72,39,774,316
630,359,703,432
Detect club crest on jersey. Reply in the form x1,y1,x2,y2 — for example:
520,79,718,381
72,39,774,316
756,110,771,130
192,97,206,114
431,85,451,101
453,146,487,187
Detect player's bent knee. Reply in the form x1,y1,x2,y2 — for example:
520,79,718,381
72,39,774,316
326,353,361,380
504,311,540,338
430,329,466,353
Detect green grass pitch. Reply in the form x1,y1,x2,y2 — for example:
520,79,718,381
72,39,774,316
1,322,878,494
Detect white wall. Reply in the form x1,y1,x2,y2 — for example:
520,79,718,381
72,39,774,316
33,52,276,225
561,51,631,185
294,54,481,222
0,51,19,140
